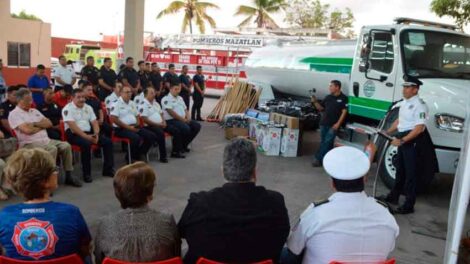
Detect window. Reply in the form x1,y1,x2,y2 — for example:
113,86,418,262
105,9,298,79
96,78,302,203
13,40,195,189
369,32,394,73
401,30,470,79
7,42,31,67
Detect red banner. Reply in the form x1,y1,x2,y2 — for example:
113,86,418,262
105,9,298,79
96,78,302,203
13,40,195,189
197,56,226,66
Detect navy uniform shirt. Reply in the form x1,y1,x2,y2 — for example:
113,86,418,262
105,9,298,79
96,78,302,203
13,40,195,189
163,72,179,87
193,74,205,94
80,65,100,86
138,70,151,90
37,101,61,126
320,93,348,127
119,67,139,88
1,100,16,121
150,72,162,91
179,74,191,96
99,66,117,89
85,97,101,120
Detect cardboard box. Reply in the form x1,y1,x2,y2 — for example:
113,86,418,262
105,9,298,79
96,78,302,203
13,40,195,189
257,124,282,156
225,127,249,140
270,113,300,129
281,128,300,157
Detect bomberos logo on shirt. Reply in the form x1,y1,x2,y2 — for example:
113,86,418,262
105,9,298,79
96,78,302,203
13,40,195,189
11,218,59,259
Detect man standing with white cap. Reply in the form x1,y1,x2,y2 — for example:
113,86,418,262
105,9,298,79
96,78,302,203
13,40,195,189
378,76,428,214
282,146,399,264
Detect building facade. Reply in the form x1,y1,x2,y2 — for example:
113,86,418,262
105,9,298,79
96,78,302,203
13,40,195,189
0,0,51,85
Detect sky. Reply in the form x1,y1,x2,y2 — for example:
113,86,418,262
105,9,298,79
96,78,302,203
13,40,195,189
10,0,461,41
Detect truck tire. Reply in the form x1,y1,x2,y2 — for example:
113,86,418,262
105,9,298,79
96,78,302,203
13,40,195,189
379,144,399,189
377,107,399,189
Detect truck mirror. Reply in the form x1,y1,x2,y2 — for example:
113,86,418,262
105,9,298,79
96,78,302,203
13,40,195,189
380,75,388,82
359,61,369,73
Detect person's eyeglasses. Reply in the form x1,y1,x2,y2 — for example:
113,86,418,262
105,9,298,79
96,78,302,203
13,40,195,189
123,91,132,94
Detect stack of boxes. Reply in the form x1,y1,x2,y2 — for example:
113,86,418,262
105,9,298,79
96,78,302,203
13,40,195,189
244,109,300,157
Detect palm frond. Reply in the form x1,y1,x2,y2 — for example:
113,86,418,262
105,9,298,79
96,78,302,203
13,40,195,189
261,12,280,28
156,1,186,19
195,11,206,33
235,5,258,16
202,13,217,28
181,13,191,33
238,15,254,27
195,1,220,10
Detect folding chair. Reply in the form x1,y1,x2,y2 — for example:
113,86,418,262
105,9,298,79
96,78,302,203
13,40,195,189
108,117,132,164
0,254,83,264
102,256,183,264
59,120,102,163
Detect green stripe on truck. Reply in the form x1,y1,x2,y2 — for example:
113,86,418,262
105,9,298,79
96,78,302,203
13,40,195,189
300,57,354,73
348,97,392,120
300,57,354,65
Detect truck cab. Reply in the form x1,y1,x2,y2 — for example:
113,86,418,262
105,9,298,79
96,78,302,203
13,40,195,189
350,18,468,184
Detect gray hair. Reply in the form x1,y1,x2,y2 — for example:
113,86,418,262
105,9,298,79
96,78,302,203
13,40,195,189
16,88,31,101
223,138,257,182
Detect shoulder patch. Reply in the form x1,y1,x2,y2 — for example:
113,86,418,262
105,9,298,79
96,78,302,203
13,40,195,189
64,110,68,116
313,199,329,207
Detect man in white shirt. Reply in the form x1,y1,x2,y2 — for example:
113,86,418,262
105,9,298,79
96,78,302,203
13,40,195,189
139,86,184,162
8,88,81,187
378,76,429,214
283,146,399,264
63,88,114,183
161,83,200,156
110,86,156,162
104,81,122,115
53,55,76,92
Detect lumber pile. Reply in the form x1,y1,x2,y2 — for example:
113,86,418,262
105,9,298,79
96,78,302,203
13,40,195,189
207,80,261,122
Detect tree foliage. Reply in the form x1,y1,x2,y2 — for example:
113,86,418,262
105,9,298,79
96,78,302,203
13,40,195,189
11,10,42,21
235,0,287,29
157,0,219,34
284,0,355,37
431,0,470,30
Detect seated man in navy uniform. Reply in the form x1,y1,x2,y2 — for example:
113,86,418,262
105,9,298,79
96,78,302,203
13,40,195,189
178,138,290,263
161,83,200,155
83,82,111,138
62,88,115,182
36,87,61,140
0,85,19,137
282,146,399,264
110,86,156,162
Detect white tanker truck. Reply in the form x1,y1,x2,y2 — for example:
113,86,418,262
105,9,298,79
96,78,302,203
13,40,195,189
245,18,469,187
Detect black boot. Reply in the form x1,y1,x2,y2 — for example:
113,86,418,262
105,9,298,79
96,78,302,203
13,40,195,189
65,171,82,187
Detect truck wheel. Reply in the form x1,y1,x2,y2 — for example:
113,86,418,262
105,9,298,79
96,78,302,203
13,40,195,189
377,107,399,189
379,144,398,189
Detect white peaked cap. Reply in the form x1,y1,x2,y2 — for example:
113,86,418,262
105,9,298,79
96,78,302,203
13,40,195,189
323,146,370,180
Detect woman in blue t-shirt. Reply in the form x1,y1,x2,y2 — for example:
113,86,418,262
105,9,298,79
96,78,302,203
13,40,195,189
0,148,91,261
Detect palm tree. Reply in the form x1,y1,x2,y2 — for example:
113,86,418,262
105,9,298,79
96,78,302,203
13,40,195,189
157,0,219,34
235,0,287,29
